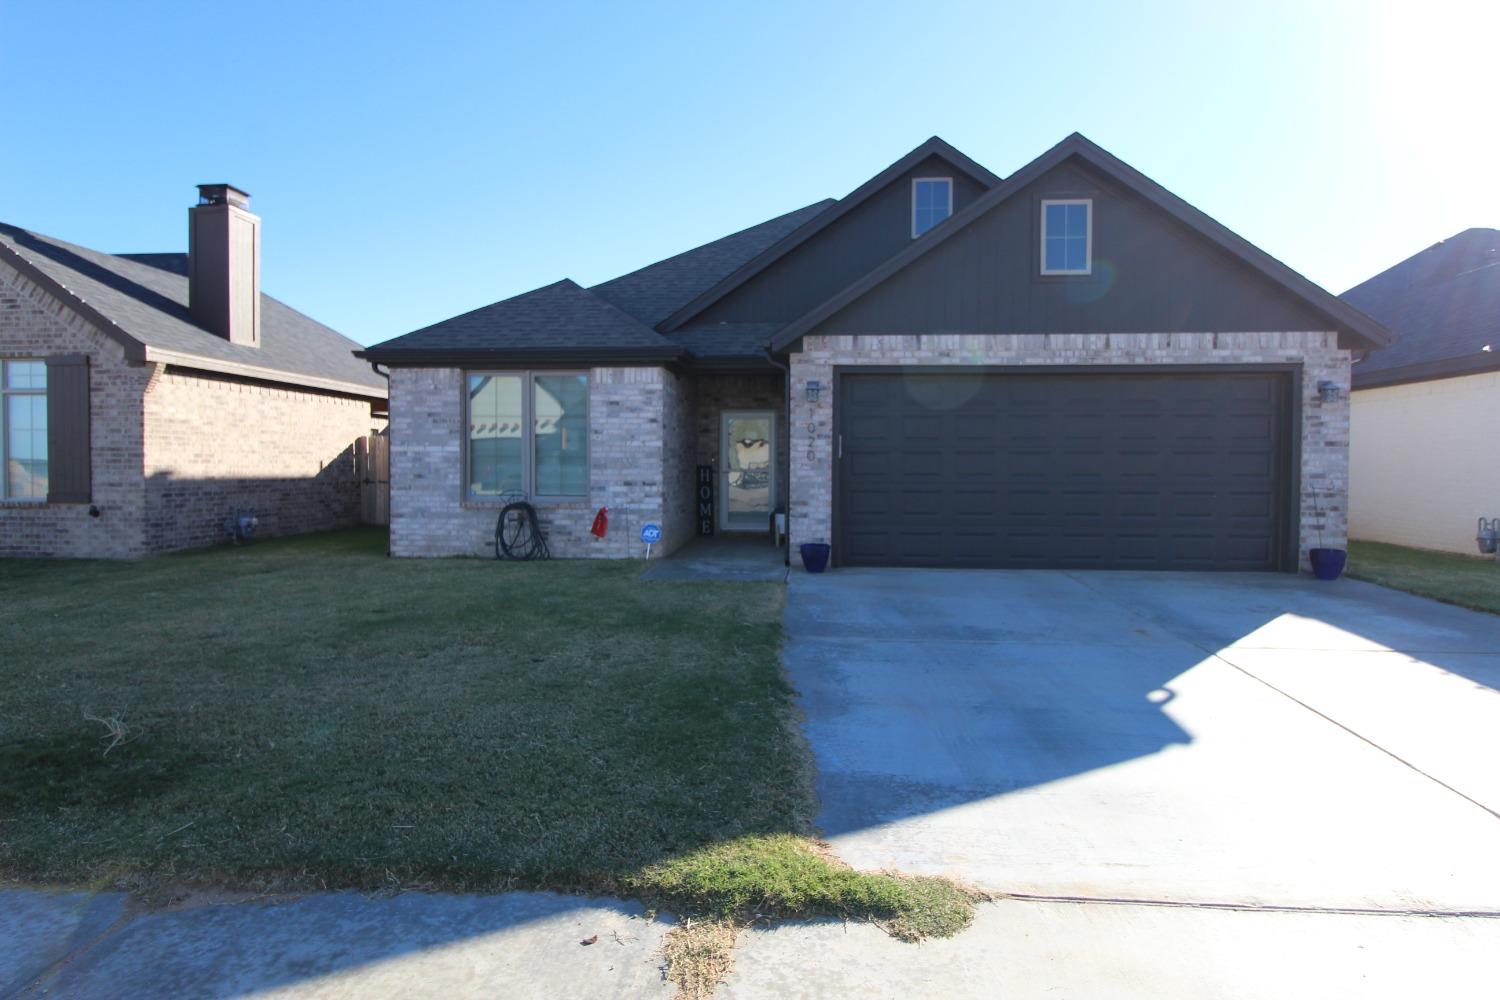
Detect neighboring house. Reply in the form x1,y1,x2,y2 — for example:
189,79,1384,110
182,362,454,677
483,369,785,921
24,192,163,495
359,134,1391,571
1343,228,1500,554
0,185,387,558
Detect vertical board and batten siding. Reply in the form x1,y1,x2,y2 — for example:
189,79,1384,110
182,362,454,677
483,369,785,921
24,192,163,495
697,155,990,325
44,353,91,503
812,160,1340,338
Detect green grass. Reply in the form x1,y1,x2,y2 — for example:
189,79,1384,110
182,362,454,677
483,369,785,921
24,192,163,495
1348,540,1500,615
0,528,970,938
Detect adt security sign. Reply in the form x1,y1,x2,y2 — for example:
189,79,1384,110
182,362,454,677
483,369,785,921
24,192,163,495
641,522,662,558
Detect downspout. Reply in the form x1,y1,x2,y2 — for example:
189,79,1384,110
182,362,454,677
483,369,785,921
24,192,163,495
765,347,792,566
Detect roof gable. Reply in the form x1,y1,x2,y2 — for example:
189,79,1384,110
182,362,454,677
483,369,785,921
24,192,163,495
771,134,1394,352
1343,228,1500,387
657,137,1002,333
0,225,385,396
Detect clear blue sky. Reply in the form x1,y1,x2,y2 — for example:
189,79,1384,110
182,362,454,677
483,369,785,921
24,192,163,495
2,1,1493,346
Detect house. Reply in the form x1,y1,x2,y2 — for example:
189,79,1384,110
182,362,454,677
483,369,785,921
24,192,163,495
0,185,387,558
359,134,1391,571
1343,228,1500,554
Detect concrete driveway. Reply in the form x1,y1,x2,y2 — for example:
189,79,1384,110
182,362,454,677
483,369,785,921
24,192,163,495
720,569,1500,997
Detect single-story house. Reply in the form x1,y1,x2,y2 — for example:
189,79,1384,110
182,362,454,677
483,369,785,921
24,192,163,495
359,133,1392,571
1344,228,1500,554
0,185,387,558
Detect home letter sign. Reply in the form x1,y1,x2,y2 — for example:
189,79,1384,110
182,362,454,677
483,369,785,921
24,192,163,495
697,465,715,536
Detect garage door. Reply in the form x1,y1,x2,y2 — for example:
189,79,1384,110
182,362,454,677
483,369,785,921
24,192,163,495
837,370,1293,571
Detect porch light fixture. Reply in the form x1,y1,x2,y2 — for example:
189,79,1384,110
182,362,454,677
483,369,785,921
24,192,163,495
1316,380,1341,404
805,379,823,403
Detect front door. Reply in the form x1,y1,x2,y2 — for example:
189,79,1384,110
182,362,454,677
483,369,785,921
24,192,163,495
720,411,775,533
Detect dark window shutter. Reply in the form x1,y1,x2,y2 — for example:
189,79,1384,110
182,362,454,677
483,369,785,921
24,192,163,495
45,353,91,503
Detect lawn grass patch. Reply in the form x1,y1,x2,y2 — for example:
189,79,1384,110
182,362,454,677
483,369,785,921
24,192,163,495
1347,540,1500,615
0,527,972,971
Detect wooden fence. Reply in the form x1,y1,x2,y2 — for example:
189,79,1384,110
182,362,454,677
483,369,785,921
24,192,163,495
356,433,390,526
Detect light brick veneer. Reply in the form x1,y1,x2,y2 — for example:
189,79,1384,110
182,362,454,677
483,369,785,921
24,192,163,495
0,259,382,559
389,365,691,558
788,332,1351,572
142,369,378,552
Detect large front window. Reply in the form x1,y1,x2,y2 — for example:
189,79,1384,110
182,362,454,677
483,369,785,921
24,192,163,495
467,372,588,499
2,359,47,500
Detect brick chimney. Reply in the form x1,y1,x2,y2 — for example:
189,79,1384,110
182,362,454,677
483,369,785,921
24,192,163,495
189,184,260,346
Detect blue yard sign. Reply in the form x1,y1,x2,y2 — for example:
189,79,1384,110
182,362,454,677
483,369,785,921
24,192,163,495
641,522,662,557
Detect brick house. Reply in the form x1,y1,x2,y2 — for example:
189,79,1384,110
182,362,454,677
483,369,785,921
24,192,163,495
0,185,386,558
360,134,1392,571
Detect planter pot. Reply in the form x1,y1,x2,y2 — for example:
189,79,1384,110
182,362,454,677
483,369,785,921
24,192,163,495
800,543,832,574
1309,547,1347,581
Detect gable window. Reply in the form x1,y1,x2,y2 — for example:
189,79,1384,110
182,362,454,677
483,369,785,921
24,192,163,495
467,372,588,499
1041,199,1092,274
2,359,48,500
911,178,953,237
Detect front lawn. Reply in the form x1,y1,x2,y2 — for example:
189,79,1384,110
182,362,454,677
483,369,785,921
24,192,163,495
1348,540,1500,615
0,529,968,946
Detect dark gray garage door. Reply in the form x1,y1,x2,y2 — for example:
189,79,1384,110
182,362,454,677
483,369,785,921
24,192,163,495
837,370,1293,571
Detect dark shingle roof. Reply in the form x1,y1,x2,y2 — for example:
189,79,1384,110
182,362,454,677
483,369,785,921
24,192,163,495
1342,228,1500,387
589,200,833,327
665,323,787,359
365,279,679,360
363,202,834,364
0,224,384,394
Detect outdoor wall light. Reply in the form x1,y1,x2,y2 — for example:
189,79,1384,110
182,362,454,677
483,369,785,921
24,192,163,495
805,379,823,403
1317,380,1341,404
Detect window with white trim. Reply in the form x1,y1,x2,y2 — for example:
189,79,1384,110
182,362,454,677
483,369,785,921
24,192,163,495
1041,199,1092,274
2,359,47,500
911,177,953,237
467,372,588,499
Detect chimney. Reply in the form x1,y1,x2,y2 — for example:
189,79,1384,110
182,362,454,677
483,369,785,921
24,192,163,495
189,183,260,346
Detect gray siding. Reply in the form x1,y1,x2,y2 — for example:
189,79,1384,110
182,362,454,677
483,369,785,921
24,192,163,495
813,160,1336,337
698,155,989,325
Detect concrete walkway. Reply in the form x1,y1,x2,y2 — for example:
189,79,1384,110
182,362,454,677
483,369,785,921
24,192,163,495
641,535,788,582
3,889,671,998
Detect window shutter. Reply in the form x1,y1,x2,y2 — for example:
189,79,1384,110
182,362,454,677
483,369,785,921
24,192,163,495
46,353,91,503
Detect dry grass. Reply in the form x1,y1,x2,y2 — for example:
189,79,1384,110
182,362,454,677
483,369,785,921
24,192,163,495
663,919,741,1000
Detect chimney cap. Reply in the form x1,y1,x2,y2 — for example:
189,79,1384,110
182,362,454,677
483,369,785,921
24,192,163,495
196,183,251,209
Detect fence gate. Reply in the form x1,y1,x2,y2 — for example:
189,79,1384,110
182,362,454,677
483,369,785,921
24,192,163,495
356,433,390,526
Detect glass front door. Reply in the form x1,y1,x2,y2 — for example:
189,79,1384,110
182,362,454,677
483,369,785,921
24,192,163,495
720,411,774,532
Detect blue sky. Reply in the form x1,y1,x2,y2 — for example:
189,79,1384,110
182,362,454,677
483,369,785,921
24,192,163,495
1,1,1493,346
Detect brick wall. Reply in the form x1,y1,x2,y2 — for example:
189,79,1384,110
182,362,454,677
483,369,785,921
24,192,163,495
0,262,152,557
388,366,685,558
788,332,1350,572
141,367,381,552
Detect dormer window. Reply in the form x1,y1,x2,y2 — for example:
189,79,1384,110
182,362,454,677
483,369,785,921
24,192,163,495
911,178,953,237
1041,199,1092,274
